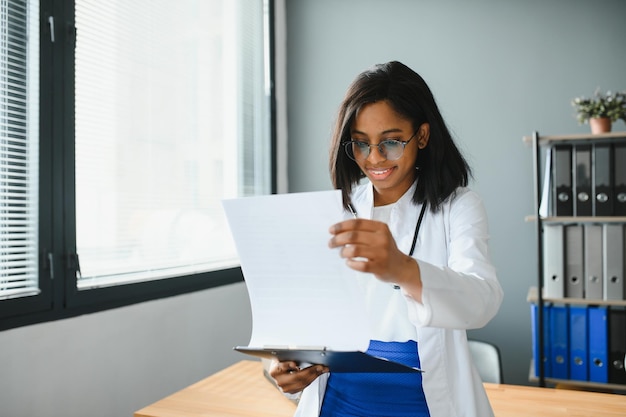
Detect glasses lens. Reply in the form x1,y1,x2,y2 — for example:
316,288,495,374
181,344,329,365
354,142,370,159
380,140,403,160
344,141,369,161
344,139,407,161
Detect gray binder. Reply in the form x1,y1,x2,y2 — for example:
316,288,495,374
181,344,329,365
543,224,565,298
565,224,584,298
584,224,603,300
574,145,592,216
603,224,624,300
552,145,573,216
593,144,614,216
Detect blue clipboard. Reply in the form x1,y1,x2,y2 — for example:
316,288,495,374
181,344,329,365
234,346,422,373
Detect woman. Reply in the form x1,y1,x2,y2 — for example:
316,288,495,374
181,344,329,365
270,61,503,417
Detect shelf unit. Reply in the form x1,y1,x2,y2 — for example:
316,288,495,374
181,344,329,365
527,286,626,308
525,130,626,390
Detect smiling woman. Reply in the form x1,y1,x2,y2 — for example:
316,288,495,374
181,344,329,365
269,61,503,417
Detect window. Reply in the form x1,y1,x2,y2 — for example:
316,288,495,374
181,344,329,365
0,0,39,301
0,0,275,330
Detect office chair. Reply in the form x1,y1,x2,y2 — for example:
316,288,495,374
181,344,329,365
468,339,504,384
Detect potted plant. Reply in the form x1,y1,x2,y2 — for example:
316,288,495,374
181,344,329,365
571,89,626,134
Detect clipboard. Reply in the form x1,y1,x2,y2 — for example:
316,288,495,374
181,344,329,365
234,346,422,373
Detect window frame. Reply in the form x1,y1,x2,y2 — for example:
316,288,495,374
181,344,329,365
0,0,276,331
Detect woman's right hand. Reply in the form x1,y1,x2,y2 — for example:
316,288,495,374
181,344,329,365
269,360,329,394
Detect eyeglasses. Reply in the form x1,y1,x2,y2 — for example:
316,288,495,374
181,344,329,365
343,131,417,161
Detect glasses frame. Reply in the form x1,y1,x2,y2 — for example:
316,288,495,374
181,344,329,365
343,131,418,162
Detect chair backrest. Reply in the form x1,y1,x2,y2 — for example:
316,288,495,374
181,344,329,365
468,339,503,384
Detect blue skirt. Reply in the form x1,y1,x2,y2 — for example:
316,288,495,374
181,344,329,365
319,340,430,417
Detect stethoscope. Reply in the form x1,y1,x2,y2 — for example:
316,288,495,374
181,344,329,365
348,201,427,289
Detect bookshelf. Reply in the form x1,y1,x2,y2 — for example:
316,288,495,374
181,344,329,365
525,131,626,391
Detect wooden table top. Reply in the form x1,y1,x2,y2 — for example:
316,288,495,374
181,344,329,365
483,382,626,416
135,360,295,417
135,360,626,417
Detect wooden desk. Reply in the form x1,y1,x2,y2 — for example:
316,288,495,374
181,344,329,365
135,360,626,417
135,360,295,417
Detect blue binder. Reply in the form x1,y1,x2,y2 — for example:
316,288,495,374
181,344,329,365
531,303,551,378
588,306,609,383
550,304,569,379
569,306,588,381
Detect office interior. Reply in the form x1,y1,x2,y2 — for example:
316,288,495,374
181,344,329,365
1,1,625,416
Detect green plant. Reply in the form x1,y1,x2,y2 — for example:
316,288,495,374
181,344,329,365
571,89,626,124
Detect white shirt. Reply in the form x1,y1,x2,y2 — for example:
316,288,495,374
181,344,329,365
362,203,418,341
294,181,504,417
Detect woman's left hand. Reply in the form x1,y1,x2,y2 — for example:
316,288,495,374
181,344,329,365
328,218,419,289
269,360,329,394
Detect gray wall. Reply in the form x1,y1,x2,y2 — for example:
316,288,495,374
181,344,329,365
285,0,626,385
0,283,252,417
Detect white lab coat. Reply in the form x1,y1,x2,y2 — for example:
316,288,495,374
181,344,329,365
293,182,504,417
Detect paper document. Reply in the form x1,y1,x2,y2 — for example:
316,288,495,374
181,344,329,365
222,191,421,373
222,190,370,351
539,147,551,217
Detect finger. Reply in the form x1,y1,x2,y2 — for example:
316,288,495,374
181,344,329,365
276,365,329,394
329,230,362,249
329,218,358,234
339,242,375,261
329,221,392,250
329,218,383,235
345,257,371,272
301,364,329,378
269,360,300,378
331,229,389,250
335,235,390,262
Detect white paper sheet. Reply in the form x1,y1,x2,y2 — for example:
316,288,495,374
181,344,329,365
222,190,370,352
539,147,551,217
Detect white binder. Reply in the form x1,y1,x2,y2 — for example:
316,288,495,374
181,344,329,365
543,224,565,298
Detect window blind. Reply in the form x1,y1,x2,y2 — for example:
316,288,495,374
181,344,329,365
0,0,39,300
74,0,271,289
